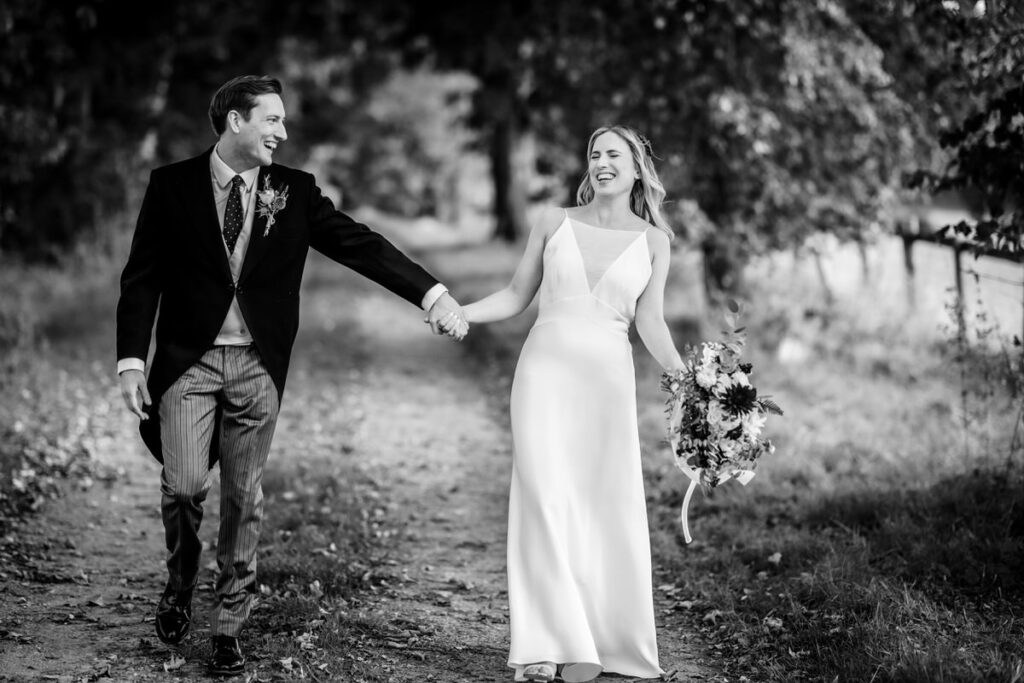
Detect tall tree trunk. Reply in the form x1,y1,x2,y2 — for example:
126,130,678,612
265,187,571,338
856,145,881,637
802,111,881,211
701,230,748,304
490,114,528,242
138,43,176,163
483,76,528,243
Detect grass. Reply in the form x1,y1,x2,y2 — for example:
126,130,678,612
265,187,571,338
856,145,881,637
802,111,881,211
0,242,125,532
633,257,1024,682
239,455,405,681
0,233,408,680
3,224,1021,681
437,234,1024,682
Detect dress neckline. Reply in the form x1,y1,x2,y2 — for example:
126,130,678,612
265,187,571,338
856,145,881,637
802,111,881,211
567,215,649,235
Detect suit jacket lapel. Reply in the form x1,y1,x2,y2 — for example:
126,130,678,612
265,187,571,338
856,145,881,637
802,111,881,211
186,148,232,282
239,165,273,283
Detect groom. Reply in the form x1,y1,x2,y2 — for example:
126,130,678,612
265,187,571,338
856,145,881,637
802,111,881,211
116,75,467,676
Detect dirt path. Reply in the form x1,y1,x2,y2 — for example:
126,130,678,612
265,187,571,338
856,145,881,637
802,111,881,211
0,247,712,682
0,374,171,681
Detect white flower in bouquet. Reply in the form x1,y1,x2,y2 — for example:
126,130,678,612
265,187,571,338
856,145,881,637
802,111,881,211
741,409,767,441
720,438,741,459
696,365,718,389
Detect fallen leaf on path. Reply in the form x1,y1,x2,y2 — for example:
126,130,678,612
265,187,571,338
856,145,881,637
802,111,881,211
296,631,317,650
447,577,473,591
163,654,185,672
455,539,488,551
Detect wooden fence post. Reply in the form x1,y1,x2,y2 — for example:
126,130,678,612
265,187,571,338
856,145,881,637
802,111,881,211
902,233,916,311
953,244,966,338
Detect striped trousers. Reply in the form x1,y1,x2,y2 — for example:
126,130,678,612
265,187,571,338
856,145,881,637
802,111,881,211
159,345,279,637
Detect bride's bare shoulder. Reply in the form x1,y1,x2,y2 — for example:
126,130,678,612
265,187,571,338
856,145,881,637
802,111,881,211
645,227,672,254
532,205,568,238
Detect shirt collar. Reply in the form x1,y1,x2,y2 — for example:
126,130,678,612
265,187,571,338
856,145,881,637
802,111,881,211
210,145,260,191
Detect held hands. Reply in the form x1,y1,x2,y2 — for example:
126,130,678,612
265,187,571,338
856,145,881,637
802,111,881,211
119,369,151,420
425,292,469,341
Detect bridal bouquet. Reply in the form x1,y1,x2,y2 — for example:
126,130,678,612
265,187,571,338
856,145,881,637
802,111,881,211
661,300,782,542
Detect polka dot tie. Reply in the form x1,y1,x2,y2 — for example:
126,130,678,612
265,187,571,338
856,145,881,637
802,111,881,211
222,175,244,254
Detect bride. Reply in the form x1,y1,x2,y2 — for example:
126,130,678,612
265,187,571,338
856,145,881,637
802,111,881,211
462,125,685,682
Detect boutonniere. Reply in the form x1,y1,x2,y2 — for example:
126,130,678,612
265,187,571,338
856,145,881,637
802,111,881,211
256,174,289,236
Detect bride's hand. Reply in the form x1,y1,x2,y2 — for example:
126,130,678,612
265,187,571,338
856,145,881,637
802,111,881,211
443,313,469,341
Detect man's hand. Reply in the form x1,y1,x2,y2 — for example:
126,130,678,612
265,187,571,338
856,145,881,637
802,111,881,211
119,369,151,420
424,292,469,341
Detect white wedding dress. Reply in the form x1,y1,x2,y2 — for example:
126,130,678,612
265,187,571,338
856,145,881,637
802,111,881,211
507,212,662,680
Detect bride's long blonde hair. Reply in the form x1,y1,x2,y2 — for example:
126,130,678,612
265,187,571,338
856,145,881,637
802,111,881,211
576,125,673,238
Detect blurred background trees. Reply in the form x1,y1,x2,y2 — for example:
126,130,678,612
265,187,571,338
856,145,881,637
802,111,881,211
1,0,1020,290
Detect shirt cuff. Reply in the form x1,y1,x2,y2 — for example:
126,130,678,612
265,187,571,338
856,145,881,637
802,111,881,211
421,283,448,311
117,358,146,374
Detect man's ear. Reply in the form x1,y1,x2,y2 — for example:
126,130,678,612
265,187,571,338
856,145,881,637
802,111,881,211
228,110,241,134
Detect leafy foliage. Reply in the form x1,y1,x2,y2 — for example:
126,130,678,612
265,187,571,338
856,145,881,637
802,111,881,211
3,0,1022,284
891,1,1024,259
0,0,172,258
909,84,1024,259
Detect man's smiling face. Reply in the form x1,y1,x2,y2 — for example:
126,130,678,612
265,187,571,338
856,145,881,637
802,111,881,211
225,93,288,169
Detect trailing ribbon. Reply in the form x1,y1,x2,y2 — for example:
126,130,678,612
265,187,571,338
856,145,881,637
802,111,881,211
673,463,755,544
681,477,697,544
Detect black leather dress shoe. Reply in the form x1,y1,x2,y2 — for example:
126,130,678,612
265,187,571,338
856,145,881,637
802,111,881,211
208,635,245,676
154,585,192,645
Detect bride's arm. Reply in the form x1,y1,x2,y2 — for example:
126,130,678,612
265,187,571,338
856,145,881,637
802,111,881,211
463,207,561,324
635,230,685,372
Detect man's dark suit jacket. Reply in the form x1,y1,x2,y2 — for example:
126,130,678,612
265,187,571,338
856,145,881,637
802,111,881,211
116,148,439,463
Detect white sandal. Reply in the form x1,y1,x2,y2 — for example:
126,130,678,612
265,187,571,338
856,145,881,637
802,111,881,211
520,662,556,681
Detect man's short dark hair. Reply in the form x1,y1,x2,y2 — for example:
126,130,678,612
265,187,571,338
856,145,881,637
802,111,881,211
208,75,283,136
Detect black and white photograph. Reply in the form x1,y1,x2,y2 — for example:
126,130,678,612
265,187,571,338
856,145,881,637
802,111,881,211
0,1,1022,681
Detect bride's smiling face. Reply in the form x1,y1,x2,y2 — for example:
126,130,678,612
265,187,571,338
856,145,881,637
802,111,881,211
588,132,639,197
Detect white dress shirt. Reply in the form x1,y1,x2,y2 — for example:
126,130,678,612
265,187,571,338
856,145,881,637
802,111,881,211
211,147,260,346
